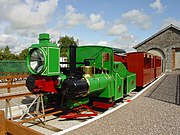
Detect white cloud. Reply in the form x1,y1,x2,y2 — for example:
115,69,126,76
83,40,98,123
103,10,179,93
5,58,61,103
0,34,29,54
0,0,59,53
115,35,135,44
0,0,19,6
63,5,106,31
150,0,164,13
108,23,127,36
65,5,85,27
1,0,58,31
81,34,136,52
86,14,106,30
66,4,76,13
97,40,109,46
122,9,151,30
162,18,180,28
78,34,137,53
0,34,17,47
46,28,61,42
111,35,137,52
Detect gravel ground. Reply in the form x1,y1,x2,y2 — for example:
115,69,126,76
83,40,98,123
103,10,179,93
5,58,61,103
146,73,180,105
0,85,36,110
63,72,180,135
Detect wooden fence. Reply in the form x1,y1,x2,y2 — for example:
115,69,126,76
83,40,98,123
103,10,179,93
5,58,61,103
0,74,44,135
0,74,63,134
0,110,43,135
0,74,29,93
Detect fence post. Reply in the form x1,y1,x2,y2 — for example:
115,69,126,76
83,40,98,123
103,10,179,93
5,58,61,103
7,74,11,93
0,110,6,135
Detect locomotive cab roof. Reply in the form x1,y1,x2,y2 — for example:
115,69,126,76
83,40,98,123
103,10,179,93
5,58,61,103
78,45,126,54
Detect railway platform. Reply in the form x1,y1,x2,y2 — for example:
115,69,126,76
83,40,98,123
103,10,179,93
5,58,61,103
62,71,180,135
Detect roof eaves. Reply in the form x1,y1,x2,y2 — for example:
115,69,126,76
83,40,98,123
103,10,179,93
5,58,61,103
133,24,180,49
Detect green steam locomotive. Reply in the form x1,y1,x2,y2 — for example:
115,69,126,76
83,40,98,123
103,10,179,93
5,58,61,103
26,33,136,110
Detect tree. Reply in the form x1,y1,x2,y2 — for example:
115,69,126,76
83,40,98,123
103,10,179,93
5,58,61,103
0,48,3,60
2,46,17,60
58,36,78,57
18,48,28,60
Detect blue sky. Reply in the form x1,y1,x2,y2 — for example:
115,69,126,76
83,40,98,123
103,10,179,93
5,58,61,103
0,0,180,53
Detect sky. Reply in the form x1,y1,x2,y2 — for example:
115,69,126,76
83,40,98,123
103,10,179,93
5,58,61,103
0,0,180,54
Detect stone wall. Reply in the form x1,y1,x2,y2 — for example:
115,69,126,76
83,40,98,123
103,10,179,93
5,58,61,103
136,28,180,72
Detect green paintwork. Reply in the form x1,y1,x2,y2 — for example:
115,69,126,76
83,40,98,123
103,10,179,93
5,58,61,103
98,74,114,98
126,73,136,94
48,48,60,74
66,96,89,109
113,62,136,95
76,46,114,73
113,62,128,78
112,62,125,100
27,33,60,76
86,74,109,95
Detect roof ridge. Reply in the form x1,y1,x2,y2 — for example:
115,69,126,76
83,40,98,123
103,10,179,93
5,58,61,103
133,24,180,49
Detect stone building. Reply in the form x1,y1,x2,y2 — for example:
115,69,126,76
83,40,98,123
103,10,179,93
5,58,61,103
134,24,180,72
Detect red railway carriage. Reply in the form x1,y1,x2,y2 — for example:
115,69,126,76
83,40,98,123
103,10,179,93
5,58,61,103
114,54,127,67
154,56,162,78
115,52,161,87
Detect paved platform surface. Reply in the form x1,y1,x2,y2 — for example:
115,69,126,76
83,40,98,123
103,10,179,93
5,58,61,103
64,72,180,135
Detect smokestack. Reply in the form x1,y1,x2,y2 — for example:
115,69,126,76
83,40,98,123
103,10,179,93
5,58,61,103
39,33,50,44
69,44,77,76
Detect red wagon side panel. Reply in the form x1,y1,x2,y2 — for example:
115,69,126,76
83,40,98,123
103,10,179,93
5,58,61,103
154,56,162,78
126,52,145,87
114,54,127,67
150,54,155,83
115,52,161,87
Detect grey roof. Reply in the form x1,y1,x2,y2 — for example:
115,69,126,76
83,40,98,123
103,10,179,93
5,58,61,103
133,24,180,49
79,45,126,53
112,48,126,53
